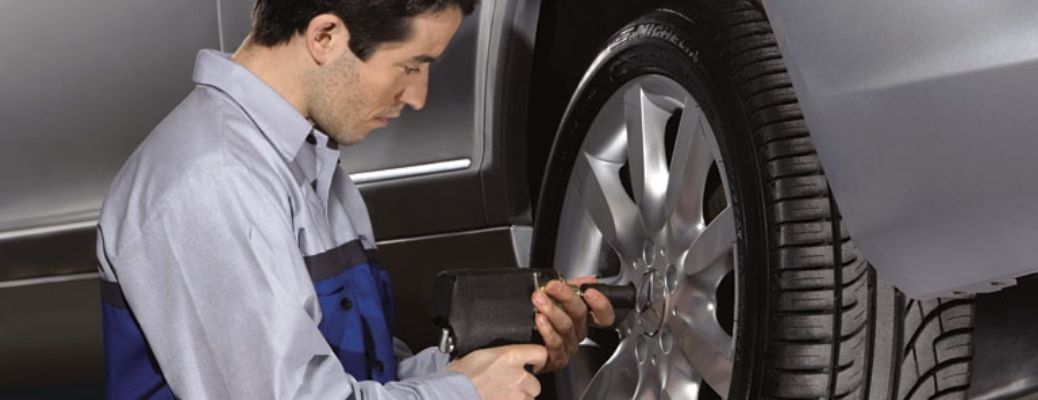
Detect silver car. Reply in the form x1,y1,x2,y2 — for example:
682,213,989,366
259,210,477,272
2,0,1036,399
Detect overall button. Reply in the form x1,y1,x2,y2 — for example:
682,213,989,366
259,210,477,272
373,360,384,374
340,298,353,310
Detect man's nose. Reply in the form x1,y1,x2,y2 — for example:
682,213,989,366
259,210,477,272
398,74,428,111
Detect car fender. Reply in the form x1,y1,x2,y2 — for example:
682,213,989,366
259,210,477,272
762,0,1038,297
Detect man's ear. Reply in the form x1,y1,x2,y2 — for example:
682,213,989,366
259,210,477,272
304,13,350,65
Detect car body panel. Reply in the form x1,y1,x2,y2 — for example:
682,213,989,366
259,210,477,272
0,0,221,387
0,0,219,235
762,0,1038,298
0,275,103,387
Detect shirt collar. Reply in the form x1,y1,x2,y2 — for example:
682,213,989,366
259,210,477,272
192,49,313,159
296,130,341,202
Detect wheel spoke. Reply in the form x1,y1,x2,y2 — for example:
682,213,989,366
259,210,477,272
624,85,671,236
691,248,735,295
663,381,706,400
667,314,733,398
582,93,630,162
669,206,735,398
682,206,735,278
635,356,662,400
570,152,645,260
660,336,702,400
554,184,610,278
666,103,718,251
581,338,639,400
662,358,703,400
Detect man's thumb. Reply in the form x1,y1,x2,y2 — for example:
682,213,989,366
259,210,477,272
507,344,548,370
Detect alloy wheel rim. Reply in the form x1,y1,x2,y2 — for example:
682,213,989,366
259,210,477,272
554,74,738,400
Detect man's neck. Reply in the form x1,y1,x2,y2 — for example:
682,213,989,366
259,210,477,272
231,38,311,118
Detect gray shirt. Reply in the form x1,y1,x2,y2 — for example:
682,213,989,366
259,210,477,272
96,49,479,399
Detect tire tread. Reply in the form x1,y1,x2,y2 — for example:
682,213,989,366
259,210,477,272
707,2,976,398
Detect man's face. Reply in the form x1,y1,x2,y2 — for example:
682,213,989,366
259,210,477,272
309,8,463,145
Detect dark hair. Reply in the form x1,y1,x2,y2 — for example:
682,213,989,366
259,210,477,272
251,0,478,61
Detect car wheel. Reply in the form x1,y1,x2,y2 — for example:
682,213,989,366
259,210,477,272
531,3,975,399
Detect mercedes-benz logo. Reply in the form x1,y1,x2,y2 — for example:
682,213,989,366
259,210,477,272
638,269,665,336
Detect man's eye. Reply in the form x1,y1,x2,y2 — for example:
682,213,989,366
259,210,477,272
404,66,420,75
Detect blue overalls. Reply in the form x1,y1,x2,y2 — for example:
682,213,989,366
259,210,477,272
100,239,397,399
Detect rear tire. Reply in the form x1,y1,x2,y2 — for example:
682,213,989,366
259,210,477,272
531,2,975,399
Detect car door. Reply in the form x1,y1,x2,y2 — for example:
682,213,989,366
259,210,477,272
0,0,222,390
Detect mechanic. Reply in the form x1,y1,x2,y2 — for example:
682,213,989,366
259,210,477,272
94,0,615,399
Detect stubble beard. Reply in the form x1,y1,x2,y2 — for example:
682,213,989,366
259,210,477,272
309,55,368,146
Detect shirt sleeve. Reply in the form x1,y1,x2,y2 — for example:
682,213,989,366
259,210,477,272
394,339,451,380
109,166,478,400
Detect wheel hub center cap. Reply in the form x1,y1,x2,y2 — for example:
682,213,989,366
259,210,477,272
637,268,666,336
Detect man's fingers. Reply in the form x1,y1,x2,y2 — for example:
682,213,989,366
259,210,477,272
520,370,542,398
534,313,567,372
582,288,616,327
450,344,548,400
544,280,587,325
534,290,577,341
567,275,598,287
536,314,563,352
533,292,579,367
506,344,548,372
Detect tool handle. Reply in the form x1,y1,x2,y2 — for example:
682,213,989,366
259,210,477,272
579,283,637,311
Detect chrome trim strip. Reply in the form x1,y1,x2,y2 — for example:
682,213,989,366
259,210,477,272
0,272,99,289
376,225,512,246
0,220,96,242
216,0,226,51
376,225,534,271
350,158,472,184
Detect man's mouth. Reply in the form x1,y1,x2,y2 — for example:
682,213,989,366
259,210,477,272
375,114,400,126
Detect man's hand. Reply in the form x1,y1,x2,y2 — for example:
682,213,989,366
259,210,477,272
532,276,616,373
447,344,547,400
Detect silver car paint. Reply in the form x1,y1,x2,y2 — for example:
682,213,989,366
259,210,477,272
0,0,220,386
0,0,220,235
762,0,1038,298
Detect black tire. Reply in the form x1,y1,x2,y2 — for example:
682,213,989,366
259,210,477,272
531,2,975,399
